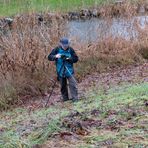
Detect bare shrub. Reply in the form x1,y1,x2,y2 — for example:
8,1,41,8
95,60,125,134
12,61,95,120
96,0,148,18
0,4,147,109
0,14,65,109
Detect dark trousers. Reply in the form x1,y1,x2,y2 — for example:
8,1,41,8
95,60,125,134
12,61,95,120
59,75,78,101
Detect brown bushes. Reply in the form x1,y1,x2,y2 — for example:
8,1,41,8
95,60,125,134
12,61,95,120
0,15,65,109
136,24,148,60
89,0,148,17
0,4,148,109
75,37,145,78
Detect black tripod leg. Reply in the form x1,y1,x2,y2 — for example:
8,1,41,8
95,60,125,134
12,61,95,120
45,80,57,107
45,61,65,107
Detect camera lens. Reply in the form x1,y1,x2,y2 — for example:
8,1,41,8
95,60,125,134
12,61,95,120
61,55,66,59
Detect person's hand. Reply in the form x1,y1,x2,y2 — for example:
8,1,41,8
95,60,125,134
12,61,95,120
65,57,72,63
55,54,61,59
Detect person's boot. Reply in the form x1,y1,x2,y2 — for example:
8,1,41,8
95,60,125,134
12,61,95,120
72,98,78,103
63,98,69,102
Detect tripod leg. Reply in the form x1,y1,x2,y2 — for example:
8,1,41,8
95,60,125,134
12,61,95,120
45,80,57,107
65,66,77,84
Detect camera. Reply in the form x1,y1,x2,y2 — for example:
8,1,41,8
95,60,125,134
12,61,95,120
61,55,68,60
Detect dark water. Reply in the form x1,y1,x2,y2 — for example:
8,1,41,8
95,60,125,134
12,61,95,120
66,16,148,44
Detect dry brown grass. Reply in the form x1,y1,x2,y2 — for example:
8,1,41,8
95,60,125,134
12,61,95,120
76,38,146,78
91,0,148,18
0,14,65,109
0,2,147,109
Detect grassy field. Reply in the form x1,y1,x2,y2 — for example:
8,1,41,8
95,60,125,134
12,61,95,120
0,0,109,17
0,82,147,147
0,0,147,147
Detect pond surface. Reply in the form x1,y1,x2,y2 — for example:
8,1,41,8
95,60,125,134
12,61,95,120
66,16,148,43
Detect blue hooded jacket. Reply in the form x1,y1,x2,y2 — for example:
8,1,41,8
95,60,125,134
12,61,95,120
48,46,78,78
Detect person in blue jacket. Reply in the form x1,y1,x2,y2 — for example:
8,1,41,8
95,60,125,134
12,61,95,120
48,38,79,102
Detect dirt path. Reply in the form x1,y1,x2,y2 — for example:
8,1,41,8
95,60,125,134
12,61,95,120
79,62,148,92
20,62,147,110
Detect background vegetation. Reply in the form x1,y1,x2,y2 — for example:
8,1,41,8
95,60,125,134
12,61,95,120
0,11,147,109
0,0,147,147
0,0,110,17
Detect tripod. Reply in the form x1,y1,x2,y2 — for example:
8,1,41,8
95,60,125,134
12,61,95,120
45,58,77,107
